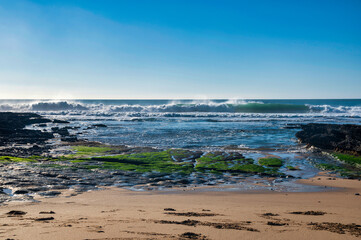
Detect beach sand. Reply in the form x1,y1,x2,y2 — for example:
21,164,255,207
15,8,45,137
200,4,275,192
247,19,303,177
1,174,360,240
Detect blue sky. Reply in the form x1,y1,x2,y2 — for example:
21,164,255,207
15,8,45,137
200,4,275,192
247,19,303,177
0,0,360,99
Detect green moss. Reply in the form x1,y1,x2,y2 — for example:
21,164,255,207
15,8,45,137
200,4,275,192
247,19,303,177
339,170,361,178
93,150,194,174
70,160,86,163
316,163,343,171
73,146,112,153
82,165,101,169
69,146,113,157
231,164,266,173
258,158,283,167
286,165,299,171
0,156,37,162
333,153,361,167
315,163,361,179
193,152,281,175
0,149,286,176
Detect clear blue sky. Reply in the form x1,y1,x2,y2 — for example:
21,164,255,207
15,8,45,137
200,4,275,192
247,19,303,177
0,0,360,99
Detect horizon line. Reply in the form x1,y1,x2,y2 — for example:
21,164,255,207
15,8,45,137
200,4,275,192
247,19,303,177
0,98,361,101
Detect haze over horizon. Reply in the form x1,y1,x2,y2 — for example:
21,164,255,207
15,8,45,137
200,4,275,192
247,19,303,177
1,0,360,99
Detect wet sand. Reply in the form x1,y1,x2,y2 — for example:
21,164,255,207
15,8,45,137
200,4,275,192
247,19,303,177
1,174,360,240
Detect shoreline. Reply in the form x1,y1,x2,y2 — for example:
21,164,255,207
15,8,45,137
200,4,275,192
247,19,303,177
1,174,360,240
1,112,361,239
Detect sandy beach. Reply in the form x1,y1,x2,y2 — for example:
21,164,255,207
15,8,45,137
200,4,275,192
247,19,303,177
1,0,361,239
1,174,360,240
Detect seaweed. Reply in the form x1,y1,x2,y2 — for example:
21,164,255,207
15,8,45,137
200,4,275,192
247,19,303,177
0,156,38,162
333,153,361,167
286,165,299,170
258,158,283,167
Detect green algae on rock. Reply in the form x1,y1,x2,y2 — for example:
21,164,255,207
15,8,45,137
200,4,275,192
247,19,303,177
0,146,286,176
0,156,39,162
258,158,283,167
333,153,361,167
94,150,194,174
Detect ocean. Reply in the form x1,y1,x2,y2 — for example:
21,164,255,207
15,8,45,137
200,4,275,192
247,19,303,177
1,99,360,150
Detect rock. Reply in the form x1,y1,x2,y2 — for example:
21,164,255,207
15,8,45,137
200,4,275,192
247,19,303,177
39,191,61,197
40,172,59,178
296,123,361,155
283,123,303,129
61,136,78,142
14,189,29,194
39,211,55,214
27,187,49,192
53,119,70,124
92,124,107,128
35,217,54,221
355,193,360,196
51,127,70,137
0,112,51,130
164,208,176,211
0,112,54,147
267,221,287,226
7,210,27,217
179,232,205,239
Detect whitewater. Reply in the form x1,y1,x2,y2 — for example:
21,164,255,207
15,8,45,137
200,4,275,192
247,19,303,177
1,99,360,149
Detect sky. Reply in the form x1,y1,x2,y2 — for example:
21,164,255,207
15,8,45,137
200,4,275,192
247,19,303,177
0,0,360,99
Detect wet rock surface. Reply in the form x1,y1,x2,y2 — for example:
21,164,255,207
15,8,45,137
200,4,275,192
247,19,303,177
0,112,83,156
296,123,361,155
0,112,53,146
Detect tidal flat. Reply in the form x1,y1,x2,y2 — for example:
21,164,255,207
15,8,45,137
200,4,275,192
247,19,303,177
1,112,361,204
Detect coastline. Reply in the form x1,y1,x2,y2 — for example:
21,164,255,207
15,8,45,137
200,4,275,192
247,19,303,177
1,174,360,240
1,111,361,239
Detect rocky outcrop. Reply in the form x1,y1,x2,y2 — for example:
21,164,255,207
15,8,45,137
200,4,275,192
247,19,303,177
0,112,51,130
296,123,361,155
0,112,54,146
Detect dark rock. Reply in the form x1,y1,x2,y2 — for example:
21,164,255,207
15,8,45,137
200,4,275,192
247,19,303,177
283,123,303,129
166,212,218,217
40,172,58,178
164,208,176,211
262,213,279,217
177,179,191,185
39,191,61,196
61,136,78,142
7,210,27,216
27,187,49,192
0,112,51,130
267,221,287,226
53,119,70,124
35,217,54,221
14,190,29,194
179,232,205,239
0,112,54,147
289,211,326,215
39,211,55,214
296,123,361,155
51,127,69,137
92,124,107,128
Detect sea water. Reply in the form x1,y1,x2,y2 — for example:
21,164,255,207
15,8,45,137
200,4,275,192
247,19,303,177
1,99,360,150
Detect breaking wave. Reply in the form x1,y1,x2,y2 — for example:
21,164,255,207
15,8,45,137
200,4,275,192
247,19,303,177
0,100,360,116
31,101,89,111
